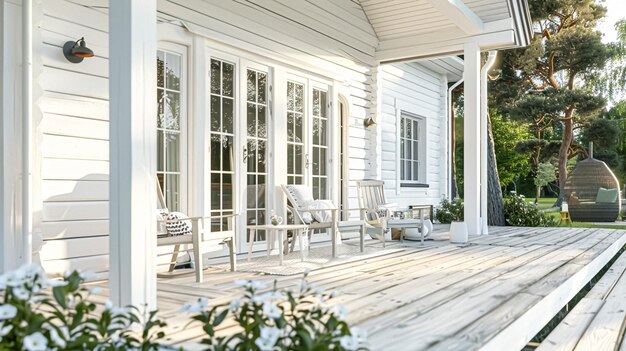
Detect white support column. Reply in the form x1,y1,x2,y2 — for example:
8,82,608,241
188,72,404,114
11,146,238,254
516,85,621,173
0,0,24,272
463,42,481,236
109,0,157,308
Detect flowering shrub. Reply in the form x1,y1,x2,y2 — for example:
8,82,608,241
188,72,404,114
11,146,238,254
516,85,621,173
435,198,464,224
181,272,369,351
503,193,557,227
0,264,167,350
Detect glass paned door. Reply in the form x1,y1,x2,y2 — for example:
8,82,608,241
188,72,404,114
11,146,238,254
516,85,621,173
209,58,235,231
311,88,329,200
286,81,305,185
245,68,269,242
157,49,183,211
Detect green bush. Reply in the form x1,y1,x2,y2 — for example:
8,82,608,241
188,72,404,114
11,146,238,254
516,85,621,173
503,193,557,227
435,198,464,224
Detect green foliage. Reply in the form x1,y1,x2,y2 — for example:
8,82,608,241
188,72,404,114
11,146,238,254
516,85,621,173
535,162,557,187
491,113,531,187
0,265,167,350
435,198,464,224
503,193,558,227
185,275,369,351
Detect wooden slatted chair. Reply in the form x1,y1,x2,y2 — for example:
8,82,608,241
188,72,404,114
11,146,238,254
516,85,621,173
156,181,237,283
281,184,366,256
356,180,399,246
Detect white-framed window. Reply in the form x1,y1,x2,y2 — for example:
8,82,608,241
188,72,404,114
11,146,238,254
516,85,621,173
399,111,426,185
156,45,187,211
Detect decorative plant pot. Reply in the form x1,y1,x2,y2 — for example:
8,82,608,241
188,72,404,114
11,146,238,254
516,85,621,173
450,221,468,244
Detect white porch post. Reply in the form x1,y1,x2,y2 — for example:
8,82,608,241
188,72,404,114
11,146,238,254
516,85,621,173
109,0,157,308
463,42,481,236
0,0,24,272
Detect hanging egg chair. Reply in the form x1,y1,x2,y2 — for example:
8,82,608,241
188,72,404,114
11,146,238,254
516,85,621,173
564,154,621,222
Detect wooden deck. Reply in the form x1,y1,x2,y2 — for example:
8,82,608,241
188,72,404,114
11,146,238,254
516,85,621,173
97,227,626,350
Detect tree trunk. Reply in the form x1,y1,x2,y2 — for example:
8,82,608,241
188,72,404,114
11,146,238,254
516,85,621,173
487,114,506,226
535,185,541,204
557,118,574,206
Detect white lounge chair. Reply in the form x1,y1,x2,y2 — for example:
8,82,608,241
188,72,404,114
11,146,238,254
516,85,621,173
281,184,366,257
156,181,237,283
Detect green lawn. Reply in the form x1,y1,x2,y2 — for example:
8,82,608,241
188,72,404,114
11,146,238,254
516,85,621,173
529,197,626,230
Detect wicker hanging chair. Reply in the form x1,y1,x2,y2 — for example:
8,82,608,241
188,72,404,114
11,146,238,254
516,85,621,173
564,157,621,222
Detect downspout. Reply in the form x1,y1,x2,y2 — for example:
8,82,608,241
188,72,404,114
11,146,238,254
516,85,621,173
22,0,32,263
447,79,463,199
480,51,498,235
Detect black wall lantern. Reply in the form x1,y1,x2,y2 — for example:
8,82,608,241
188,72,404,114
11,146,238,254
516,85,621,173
63,37,94,63
363,117,377,128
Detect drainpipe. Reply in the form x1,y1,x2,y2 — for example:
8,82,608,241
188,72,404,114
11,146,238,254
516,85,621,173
480,51,498,235
447,79,464,199
22,0,33,264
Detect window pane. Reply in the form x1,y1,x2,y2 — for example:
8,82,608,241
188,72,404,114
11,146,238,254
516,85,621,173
400,139,405,158
287,82,294,111
165,92,180,130
222,62,234,97
210,96,220,132
400,162,405,181
313,119,319,145
320,148,326,175
258,73,267,104
258,105,267,138
247,103,256,137
166,174,180,211
247,70,256,102
157,130,164,172
407,120,412,139
287,145,294,174
247,140,256,173
211,174,220,210
165,52,181,90
313,90,319,116
295,145,303,174
210,59,220,94
210,136,220,171
319,178,327,199
258,140,266,173
413,162,419,181
223,174,233,210
413,141,419,162
157,89,164,128
295,83,304,113
287,112,294,142
223,136,233,172
414,121,419,141
258,175,266,207
312,147,319,174
295,114,303,142
320,118,327,146
223,98,233,133
166,132,180,172
405,161,411,180
157,51,165,88
320,91,327,118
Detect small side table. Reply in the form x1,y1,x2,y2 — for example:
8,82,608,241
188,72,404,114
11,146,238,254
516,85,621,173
387,218,423,244
559,211,572,226
247,224,308,265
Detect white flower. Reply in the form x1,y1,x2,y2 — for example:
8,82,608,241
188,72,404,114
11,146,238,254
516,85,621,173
104,300,113,311
299,280,308,292
255,337,276,351
48,326,68,348
250,280,267,290
178,297,209,313
0,305,17,320
229,299,241,312
0,272,22,288
0,322,12,340
260,326,281,343
329,290,340,298
338,335,359,351
262,303,282,320
350,327,368,342
13,287,30,301
23,332,48,351
332,304,349,320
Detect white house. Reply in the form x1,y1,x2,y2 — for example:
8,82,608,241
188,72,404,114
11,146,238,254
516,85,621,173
1,0,532,307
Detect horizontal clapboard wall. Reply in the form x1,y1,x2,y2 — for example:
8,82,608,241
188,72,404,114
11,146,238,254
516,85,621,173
379,62,447,207
34,0,381,275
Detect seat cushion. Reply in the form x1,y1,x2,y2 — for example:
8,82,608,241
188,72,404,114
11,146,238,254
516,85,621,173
284,184,314,210
307,200,333,223
596,188,618,203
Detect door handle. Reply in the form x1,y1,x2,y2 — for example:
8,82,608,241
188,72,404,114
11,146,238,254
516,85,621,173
305,153,310,168
243,146,248,164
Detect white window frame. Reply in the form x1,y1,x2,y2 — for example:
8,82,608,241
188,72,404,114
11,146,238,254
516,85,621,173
156,41,189,214
396,109,428,189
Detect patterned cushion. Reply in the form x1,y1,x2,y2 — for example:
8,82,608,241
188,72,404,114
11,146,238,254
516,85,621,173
156,209,169,237
165,212,192,237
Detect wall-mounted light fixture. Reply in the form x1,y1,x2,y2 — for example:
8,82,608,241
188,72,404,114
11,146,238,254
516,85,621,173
363,117,377,128
63,37,94,63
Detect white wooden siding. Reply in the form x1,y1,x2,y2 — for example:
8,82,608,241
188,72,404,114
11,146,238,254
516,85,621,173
379,62,448,207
